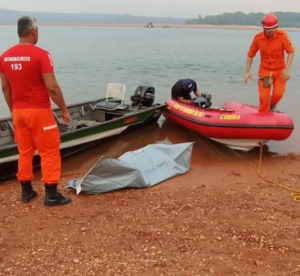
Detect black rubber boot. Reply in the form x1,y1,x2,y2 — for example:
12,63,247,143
270,104,277,112
44,184,71,207
21,181,38,203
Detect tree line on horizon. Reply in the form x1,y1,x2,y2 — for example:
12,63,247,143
185,12,300,28
1,9,299,27
0,9,185,25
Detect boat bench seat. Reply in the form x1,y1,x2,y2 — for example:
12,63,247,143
94,101,123,110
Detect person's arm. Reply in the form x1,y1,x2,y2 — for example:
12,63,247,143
178,96,192,104
174,88,192,104
245,36,258,83
191,80,200,97
40,51,70,123
244,56,254,84
0,73,13,114
194,90,201,97
281,52,294,80
246,56,253,74
42,73,70,123
285,52,294,70
282,33,295,80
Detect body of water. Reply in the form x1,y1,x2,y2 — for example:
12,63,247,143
1,25,299,155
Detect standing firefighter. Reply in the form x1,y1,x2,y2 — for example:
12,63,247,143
0,16,71,207
244,13,295,112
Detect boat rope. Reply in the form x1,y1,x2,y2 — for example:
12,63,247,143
68,120,100,131
257,143,300,202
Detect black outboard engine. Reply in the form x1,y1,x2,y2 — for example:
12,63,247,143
131,85,155,107
192,92,212,108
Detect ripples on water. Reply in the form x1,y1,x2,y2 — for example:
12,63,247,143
0,25,299,156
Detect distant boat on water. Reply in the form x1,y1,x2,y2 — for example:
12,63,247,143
145,22,154,28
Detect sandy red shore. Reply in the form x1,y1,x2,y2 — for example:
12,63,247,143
0,146,300,275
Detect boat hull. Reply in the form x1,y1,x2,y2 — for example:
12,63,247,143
0,100,165,183
164,99,294,151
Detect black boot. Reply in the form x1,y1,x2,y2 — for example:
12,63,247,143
44,184,71,207
21,181,38,203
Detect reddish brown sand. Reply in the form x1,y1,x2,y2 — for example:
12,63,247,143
1,120,300,275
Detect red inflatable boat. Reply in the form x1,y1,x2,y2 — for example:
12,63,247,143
164,99,294,151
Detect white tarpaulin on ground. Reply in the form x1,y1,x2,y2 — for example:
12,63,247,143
66,142,193,194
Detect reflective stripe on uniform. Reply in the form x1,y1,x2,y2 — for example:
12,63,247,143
43,124,58,131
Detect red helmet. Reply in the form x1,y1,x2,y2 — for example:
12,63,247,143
261,14,278,29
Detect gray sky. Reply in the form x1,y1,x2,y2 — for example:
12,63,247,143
0,0,298,18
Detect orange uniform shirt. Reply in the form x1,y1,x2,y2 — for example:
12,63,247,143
247,29,295,76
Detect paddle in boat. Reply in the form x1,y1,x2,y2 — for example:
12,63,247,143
0,83,165,183
163,93,294,152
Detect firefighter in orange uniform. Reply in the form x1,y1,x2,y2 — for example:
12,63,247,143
244,13,295,112
0,16,71,207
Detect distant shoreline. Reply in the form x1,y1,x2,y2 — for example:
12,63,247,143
1,23,300,31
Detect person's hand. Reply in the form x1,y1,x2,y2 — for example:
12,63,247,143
61,110,71,124
281,68,290,81
244,72,252,84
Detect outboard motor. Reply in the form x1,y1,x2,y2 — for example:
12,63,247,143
131,85,155,107
192,92,212,108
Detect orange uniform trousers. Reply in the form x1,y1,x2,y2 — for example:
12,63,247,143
258,71,286,113
12,109,61,184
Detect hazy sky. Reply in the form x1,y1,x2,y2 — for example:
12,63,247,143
0,0,298,18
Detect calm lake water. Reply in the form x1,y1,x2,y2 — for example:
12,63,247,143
1,25,300,155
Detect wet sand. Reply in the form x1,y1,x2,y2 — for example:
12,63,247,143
1,117,300,275
60,117,296,176
59,118,261,177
